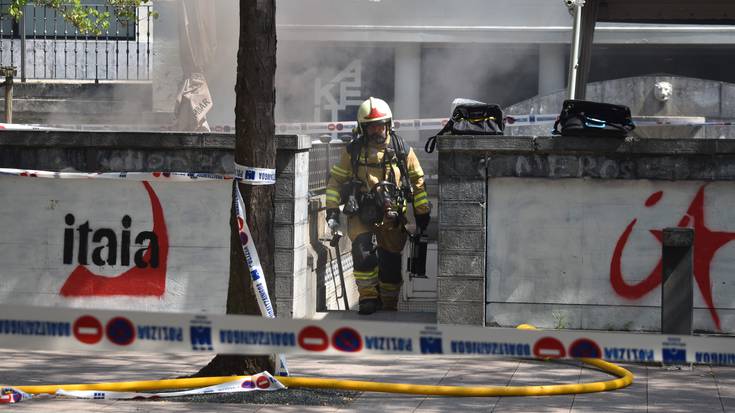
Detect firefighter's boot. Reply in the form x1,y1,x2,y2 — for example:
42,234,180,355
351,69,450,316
358,298,381,315
379,281,401,311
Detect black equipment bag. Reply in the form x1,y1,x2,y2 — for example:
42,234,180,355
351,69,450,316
425,103,504,153
341,133,412,226
552,99,635,138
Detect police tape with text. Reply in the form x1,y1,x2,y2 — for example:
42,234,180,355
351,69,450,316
1,305,734,366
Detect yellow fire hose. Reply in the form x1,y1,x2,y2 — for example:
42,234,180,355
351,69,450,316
12,357,632,397
12,326,634,398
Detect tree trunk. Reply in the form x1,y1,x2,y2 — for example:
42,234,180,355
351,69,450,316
192,0,276,377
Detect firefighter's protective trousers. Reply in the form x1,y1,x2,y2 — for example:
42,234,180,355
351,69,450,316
325,135,430,309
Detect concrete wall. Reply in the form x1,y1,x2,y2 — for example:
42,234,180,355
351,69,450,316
0,131,316,318
507,75,735,118
487,178,735,332
504,75,735,139
439,135,735,333
0,176,231,313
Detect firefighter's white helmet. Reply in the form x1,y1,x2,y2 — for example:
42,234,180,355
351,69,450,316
356,97,393,133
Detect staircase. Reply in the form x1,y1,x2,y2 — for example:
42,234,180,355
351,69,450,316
0,81,173,129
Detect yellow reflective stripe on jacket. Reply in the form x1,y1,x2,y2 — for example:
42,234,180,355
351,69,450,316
413,190,428,208
353,268,378,280
414,197,429,208
330,165,350,178
414,199,429,208
379,282,401,291
326,188,340,203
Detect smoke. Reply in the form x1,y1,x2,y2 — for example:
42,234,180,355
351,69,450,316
420,45,539,118
176,0,396,127
184,0,545,127
10,0,557,132
276,43,394,123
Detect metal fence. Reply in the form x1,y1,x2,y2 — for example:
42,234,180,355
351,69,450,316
0,2,151,81
308,141,344,194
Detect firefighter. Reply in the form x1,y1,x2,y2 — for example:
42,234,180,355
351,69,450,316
325,97,431,315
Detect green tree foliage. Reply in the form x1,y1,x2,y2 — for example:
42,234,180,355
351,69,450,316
8,0,157,35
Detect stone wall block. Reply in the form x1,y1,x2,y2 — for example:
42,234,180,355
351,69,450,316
438,253,484,277
438,277,484,302
274,224,294,249
274,200,295,224
437,302,484,325
723,83,735,118
439,229,484,252
275,176,295,199
438,203,483,226
275,274,294,299
275,222,308,250
274,245,309,274
440,179,485,201
439,153,487,178
276,135,311,151
276,152,296,175
276,300,293,318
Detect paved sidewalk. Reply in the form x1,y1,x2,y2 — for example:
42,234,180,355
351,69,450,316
0,311,733,412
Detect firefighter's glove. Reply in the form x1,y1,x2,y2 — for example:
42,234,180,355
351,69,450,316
326,208,341,230
415,213,430,232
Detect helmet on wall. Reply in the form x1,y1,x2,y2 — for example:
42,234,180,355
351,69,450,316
356,97,393,133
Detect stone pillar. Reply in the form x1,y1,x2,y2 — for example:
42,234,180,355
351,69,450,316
538,44,566,98
274,134,312,319
394,43,421,143
661,228,693,335
437,144,486,325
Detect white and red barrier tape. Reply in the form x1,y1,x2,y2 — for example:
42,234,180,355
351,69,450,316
0,373,284,402
0,304,732,366
4,115,732,135
232,169,288,375
0,169,233,181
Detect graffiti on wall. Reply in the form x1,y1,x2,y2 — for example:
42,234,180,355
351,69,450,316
485,178,735,331
0,176,230,312
610,184,735,330
60,181,169,297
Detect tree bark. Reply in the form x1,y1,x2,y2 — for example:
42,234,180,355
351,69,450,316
192,0,276,377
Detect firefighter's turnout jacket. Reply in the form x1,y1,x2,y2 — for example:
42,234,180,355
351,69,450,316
325,134,430,305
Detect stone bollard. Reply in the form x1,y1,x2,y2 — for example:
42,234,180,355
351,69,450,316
661,228,694,335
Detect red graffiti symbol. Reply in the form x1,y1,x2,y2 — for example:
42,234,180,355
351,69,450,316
60,181,169,296
610,185,735,330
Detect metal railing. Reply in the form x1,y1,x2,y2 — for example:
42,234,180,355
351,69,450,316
308,141,344,194
0,2,151,81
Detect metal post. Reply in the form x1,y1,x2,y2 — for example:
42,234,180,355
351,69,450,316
566,0,584,100
0,66,17,124
19,11,26,82
4,73,11,124
661,228,694,335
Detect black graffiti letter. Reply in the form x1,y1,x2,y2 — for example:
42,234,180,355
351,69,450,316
134,231,159,268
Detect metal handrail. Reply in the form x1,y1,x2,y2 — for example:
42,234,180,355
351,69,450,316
0,2,151,81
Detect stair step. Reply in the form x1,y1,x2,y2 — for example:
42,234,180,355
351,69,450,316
0,98,152,114
8,81,152,100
